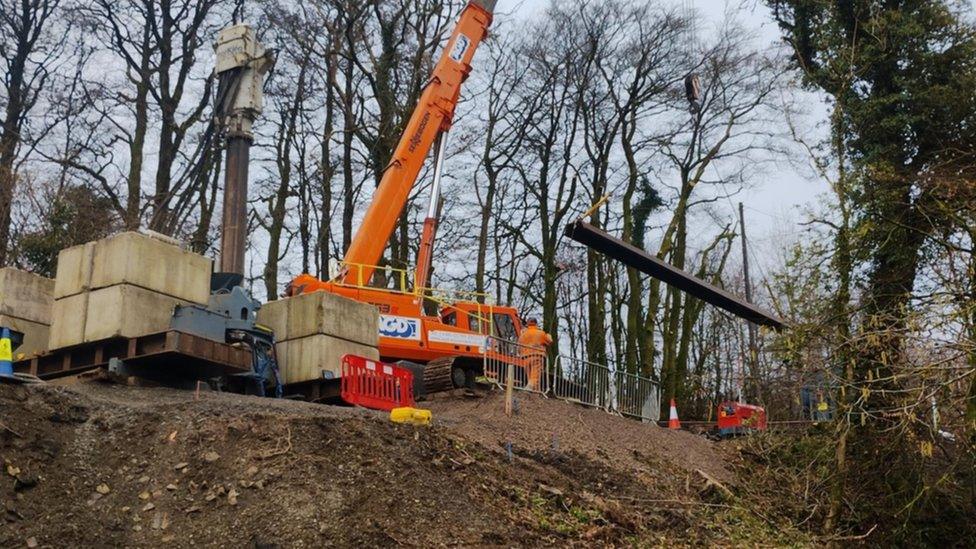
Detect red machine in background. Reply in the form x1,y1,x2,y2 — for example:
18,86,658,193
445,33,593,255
716,401,767,437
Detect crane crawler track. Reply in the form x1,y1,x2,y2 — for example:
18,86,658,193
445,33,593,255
422,356,483,395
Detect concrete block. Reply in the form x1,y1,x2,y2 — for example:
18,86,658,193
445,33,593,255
0,314,49,358
91,232,212,304
54,232,212,304
48,293,87,350
83,285,186,343
275,334,379,385
0,268,54,324
48,284,185,350
257,291,379,346
53,242,95,299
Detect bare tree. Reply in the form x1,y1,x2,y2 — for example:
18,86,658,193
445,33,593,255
0,0,66,265
647,22,782,410
472,29,532,302
66,0,230,237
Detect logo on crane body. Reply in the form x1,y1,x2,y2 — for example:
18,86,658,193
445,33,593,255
450,34,471,62
379,315,421,340
408,112,431,153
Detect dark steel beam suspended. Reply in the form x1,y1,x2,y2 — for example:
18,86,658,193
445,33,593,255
564,220,786,330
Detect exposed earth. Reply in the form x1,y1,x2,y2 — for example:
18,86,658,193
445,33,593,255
0,380,812,547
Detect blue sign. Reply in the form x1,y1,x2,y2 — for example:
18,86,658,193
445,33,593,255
379,315,421,340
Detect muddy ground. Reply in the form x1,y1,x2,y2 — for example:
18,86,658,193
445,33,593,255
0,381,810,547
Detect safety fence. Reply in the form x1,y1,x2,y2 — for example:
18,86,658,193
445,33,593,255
482,337,548,395
483,337,660,423
340,354,415,411
551,355,613,410
615,370,661,422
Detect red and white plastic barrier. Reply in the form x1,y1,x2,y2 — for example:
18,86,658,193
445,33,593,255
340,354,415,411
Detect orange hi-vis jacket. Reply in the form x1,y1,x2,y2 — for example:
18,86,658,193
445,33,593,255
518,326,553,355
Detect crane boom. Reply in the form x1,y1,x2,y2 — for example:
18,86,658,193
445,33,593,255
340,0,495,286
283,0,525,398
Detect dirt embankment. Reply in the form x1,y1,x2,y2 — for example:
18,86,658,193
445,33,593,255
0,382,808,547
427,392,730,483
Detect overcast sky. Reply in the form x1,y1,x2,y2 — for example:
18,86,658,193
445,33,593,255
498,0,832,274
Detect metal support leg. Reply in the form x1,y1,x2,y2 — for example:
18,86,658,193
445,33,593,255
108,357,130,377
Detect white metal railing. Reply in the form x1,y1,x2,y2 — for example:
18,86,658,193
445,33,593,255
615,370,660,423
483,337,660,423
550,355,613,411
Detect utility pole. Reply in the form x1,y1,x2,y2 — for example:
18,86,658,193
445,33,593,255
214,25,272,277
739,202,759,401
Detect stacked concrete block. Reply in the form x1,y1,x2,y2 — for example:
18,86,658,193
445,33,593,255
0,268,55,357
49,232,213,350
257,291,379,385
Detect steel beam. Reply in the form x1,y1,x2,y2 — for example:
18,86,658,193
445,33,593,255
564,220,786,329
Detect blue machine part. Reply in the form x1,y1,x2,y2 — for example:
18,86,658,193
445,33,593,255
229,331,282,398
170,283,282,397
0,327,24,377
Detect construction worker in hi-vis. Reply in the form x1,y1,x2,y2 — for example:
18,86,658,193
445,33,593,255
518,318,552,391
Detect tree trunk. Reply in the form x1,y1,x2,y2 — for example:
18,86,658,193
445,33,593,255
265,56,307,299
190,152,220,253
0,6,30,267
660,182,689,413
0,109,20,268
318,49,338,278
126,23,153,231
967,248,976,436
620,116,643,375
340,52,355,254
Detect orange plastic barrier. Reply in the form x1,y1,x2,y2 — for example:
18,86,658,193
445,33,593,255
340,354,415,411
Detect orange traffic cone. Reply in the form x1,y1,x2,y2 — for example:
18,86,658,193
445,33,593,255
668,398,681,430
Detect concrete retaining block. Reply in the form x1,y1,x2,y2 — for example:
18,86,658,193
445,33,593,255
257,291,379,346
48,284,186,350
0,268,54,324
48,293,87,350
0,314,49,358
54,232,212,304
275,334,379,385
84,284,186,343
52,242,95,300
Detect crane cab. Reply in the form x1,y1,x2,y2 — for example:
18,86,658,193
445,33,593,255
439,302,522,341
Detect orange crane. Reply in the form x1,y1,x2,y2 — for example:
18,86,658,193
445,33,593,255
286,0,524,393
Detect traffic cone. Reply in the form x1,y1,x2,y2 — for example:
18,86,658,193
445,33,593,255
0,327,12,377
668,398,681,430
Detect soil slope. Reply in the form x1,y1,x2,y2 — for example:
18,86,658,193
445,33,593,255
0,382,808,547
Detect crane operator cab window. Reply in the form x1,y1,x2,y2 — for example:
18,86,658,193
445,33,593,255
442,311,457,327
492,313,518,341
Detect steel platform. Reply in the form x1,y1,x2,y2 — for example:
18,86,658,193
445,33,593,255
13,331,253,382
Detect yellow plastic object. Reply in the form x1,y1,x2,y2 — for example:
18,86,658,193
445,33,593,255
390,407,432,426
0,334,11,362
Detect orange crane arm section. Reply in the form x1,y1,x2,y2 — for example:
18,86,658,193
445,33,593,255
340,0,495,286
